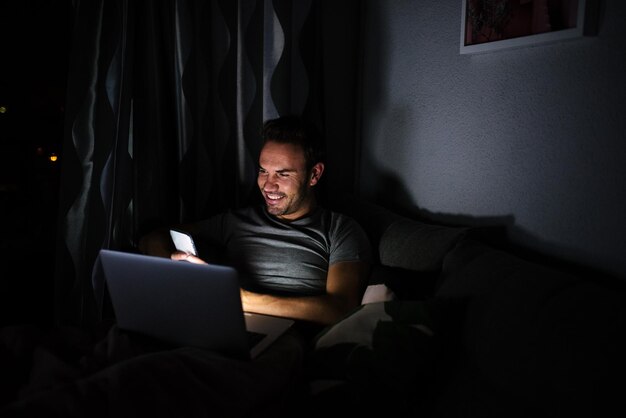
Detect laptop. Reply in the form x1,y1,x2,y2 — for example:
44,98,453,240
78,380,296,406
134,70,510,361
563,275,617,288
97,249,294,360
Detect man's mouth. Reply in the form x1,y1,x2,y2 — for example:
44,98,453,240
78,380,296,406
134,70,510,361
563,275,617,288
265,193,284,205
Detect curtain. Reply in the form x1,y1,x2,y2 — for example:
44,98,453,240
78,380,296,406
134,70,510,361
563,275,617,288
54,0,363,326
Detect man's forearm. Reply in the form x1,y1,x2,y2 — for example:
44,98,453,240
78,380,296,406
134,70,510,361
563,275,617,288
240,288,355,326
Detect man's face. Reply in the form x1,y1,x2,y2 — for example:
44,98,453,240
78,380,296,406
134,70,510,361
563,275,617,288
257,140,323,221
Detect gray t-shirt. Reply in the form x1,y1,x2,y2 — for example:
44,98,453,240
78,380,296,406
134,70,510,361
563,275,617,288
194,205,371,295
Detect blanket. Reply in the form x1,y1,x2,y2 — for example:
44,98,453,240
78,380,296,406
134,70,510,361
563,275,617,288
0,323,306,418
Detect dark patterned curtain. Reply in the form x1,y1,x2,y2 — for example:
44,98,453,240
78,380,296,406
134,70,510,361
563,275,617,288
54,0,363,326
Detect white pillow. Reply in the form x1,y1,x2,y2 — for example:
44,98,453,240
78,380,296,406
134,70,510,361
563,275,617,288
361,284,396,304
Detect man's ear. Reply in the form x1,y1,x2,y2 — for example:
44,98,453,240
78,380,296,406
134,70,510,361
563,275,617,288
309,162,325,186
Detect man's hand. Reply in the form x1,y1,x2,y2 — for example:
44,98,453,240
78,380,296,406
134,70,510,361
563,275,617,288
170,251,208,264
139,224,199,258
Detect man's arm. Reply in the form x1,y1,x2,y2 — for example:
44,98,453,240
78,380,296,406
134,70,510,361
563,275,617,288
239,260,370,326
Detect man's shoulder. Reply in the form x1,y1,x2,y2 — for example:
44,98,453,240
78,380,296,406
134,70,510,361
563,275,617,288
319,206,358,222
317,207,366,233
319,207,372,259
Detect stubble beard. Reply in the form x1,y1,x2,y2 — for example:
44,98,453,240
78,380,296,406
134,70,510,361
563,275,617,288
264,184,312,218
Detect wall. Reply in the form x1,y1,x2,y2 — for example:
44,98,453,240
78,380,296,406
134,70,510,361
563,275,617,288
359,0,626,280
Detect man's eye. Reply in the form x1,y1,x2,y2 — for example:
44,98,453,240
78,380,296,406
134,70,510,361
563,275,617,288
278,172,289,177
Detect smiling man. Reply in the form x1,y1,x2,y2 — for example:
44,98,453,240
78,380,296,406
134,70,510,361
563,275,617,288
258,140,322,220
139,115,371,329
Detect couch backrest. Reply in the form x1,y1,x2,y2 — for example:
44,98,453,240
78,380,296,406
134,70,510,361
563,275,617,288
334,196,468,269
334,196,469,299
333,197,626,415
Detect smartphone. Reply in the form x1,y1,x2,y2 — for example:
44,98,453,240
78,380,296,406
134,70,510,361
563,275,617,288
169,229,198,256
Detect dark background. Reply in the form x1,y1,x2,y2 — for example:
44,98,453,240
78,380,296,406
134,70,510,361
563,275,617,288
0,1,73,326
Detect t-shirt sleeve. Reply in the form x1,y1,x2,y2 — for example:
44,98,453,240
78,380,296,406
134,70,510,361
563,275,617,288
329,214,372,265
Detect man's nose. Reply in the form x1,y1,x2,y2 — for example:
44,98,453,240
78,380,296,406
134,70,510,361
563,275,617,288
262,175,279,191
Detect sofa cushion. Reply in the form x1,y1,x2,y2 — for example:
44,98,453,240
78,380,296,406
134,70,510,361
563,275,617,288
379,219,468,272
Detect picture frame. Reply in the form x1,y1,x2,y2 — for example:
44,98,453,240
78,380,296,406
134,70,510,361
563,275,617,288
460,0,588,54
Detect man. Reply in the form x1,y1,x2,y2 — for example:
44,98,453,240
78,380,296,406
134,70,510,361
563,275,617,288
139,115,371,328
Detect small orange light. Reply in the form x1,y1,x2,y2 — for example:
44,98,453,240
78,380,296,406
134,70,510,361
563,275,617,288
49,153,58,162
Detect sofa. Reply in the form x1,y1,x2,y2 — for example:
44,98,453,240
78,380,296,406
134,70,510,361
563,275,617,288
306,197,626,418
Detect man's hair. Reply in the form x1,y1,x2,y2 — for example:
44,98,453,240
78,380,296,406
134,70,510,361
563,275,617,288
260,115,325,171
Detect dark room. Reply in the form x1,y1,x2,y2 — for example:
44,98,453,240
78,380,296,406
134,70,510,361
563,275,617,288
1,1,625,417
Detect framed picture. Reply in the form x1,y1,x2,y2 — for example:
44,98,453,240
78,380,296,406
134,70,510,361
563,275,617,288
460,0,587,54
